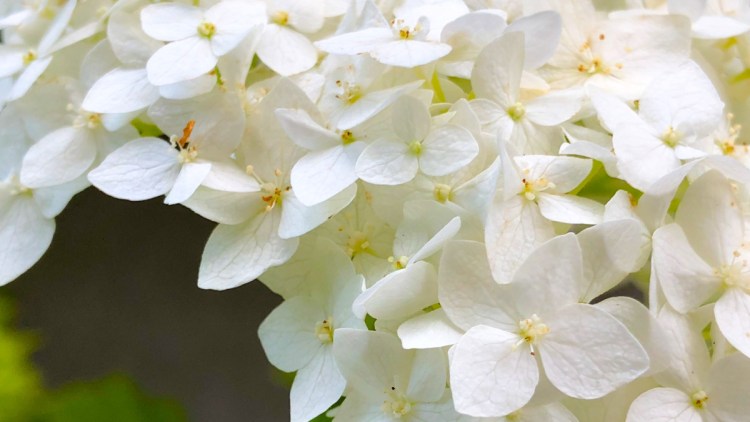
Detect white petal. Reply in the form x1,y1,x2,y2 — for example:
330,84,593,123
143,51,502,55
392,95,431,143
315,27,393,55
626,388,699,422
692,16,750,39
146,37,217,86
536,193,603,225
515,155,592,194
201,161,260,193
278,184,356,239
667,0,706,21
613,124,680,191
420,125,478,176
577,219,651,301
158,74,216,100
541,304,649,399
451,325,537,417
595,297,671,376
257,24,317,76
370,40,451,67
511,233,582,313
33,176,89,219
438,240,517,331
397,309,463,349
484,196,554,284
290,347,345,422
331,80,423,130
206,1,266,56
714,288,750,358
88,138,180,201
275,108,340,151
107,9,161,66
198,209,298,290
290,143,364,206
332,329,412,397
524,89,582,126
409,216,461,264
0,47,24,78
0,195,55,286
182,188,260,224
355,140,417,185
140,3,203,42
83,68,159,114
361,261,437,320
506,11,562,69
652,224,719,313
21,127,96,188
472,31,523,105
164,161,211,205
589,88,641,133
258,296,324,372
675,170,742,268
8,56,53,101
705,353,750,420
639,61,723,139
406,348,448,403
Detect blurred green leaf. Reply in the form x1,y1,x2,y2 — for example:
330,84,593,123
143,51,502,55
36,375,186,422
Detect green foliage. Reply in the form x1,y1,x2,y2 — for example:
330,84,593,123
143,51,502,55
0,297,186,422
36,376,186,422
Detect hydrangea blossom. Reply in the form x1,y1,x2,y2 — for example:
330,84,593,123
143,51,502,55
3,0,750,420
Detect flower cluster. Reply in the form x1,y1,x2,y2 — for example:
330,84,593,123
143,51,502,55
3,0,750,420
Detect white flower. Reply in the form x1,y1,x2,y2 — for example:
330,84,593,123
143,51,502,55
355,95,478,186
258,238,365,422
652,170,750,358
332,328,460,420
442,235,649,417
141,1,265,86
591,60,724,191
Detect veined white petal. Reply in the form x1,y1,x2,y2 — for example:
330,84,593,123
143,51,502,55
83,67,159,114
140,3,203,42
21,127,96,188
257,24,317,76
164,161,211,205
146,37,217,86
88,138,180,201
0,194,55,286
419,125,478,176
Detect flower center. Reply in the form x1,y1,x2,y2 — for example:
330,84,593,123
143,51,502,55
715,260,750,293
271,10,289,26
387,255,409,270
334,80,362,104
260,182,287,211
507,102,526,122
197,21,216,38
433,183,453,203
662,126,681,148
408,140,422,155
22,49,37,65
391,19,422,40
382,386,412,418
340,130,356,145
521,175,555,201
346,231,371,257
173,120,199,163
315,318,334,344
517,314,549,350
691,390,709,409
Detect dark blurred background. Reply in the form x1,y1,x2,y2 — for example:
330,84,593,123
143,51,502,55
3,188,289,421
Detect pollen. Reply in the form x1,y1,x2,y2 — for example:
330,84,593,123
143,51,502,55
22,49,37,65
335,80,363,104
662,126,680,148
178,120,196,149
197,21,216,38
346,231,371,257
272,10,289,26
341,130,356,145
382,386,412,418
433,184,453,203
521,176,556,201
314,318,334,344
507,102,526,121
691,391,709,409
388,255,409,270
408,140,422,155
